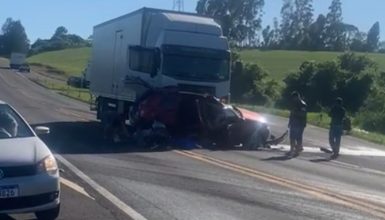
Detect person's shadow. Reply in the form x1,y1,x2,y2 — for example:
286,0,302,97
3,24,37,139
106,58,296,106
310,157,332,162
262,155,294,161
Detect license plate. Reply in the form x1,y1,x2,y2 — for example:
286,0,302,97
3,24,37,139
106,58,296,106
0,186,19,198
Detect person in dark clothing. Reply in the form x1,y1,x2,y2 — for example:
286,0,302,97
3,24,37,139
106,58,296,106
329,97,346,159
288,91,307,156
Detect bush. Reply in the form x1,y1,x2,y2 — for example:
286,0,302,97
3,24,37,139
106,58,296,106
355,111,385,134
279,53,375,113
355,86,385,134
230,52,280,105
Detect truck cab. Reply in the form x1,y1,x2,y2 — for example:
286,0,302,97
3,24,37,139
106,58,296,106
90,8,230,122
132,11,230,99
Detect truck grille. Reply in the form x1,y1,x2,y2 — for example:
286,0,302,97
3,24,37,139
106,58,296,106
0,165,37,178
178,84,216,96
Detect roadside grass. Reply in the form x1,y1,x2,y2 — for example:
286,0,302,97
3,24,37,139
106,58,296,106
30,78,91,103
240,104,385,146
27,47,91,76
351,130,385,145
239,50,385,81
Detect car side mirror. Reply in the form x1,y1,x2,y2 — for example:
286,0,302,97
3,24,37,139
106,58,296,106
34,126,50,135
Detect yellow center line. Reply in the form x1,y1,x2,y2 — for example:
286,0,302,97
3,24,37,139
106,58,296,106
174,150,385,219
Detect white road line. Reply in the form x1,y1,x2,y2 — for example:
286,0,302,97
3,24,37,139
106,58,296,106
55,154,148,220
271,144,385,157
271,144,385,176
60,177,95,200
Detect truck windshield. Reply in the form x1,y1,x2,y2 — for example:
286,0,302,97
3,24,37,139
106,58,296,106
162,45,230,82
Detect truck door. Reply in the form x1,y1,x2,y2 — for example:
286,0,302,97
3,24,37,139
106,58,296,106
112,30,124,96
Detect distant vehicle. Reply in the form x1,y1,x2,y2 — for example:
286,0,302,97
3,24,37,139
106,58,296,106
18,63,30,72
0,101,60,219
67,76,89,89
10,53,26,69
89,7,230,126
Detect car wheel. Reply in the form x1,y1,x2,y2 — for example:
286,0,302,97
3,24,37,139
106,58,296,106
35,204,60,220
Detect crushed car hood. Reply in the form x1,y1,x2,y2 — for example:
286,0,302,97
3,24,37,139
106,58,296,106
0,137,51,166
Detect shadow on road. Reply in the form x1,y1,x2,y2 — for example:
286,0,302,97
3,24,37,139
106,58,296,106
310,158,332,162
32,121,151,154
262,155,294,161
32,121,291,155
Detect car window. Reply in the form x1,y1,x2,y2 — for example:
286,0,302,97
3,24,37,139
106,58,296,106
0,104,34,139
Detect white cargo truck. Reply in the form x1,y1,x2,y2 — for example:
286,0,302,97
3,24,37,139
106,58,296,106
10,52,27,69
89,7,230,122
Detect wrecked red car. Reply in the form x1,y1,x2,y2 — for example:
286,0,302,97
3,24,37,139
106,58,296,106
128,78,286,149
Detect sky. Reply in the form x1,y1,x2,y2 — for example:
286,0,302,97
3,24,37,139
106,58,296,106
0,0,384,43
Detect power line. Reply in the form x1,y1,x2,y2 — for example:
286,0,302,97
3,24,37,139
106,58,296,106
173,0,184,11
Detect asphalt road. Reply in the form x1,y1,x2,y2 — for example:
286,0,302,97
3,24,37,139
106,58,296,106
1,60,385,220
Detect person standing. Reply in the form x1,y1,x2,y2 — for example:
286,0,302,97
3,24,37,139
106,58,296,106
329,97,346,159
288,91,307,157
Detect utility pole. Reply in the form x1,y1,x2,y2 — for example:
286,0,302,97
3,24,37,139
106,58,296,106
173,0,184,12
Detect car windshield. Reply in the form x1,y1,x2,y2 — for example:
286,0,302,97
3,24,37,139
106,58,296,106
0,104,34,139
162,45,230,82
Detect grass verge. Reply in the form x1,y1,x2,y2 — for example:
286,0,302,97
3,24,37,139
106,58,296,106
27,47,91,76
30,78,90,103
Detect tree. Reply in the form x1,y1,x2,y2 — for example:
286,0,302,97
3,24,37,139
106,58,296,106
1,18,29,55
349,31,367,52
366,21,380,52
379,41,385,53
324,0,344,51
279,0,295,49
262,25,272,48
270,17,281,48
52,26,68,40
308,14,327,50
292,0,314,49
196,0,265,44
30,26,89,55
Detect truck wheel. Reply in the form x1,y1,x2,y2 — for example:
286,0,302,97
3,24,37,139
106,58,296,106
35,204,60,220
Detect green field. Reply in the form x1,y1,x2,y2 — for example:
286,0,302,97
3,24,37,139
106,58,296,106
28,47,92,76
27,47,385,81
240,49,385,80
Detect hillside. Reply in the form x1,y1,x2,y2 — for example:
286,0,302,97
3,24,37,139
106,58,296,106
27,47,385,81
240,50,385,81
27,47,92,76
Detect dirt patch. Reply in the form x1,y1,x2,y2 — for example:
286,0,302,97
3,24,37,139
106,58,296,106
29,63,67,81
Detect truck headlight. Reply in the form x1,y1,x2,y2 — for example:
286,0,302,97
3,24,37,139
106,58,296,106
37,155,58,175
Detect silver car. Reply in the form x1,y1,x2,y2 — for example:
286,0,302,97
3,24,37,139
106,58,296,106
0,101,60,219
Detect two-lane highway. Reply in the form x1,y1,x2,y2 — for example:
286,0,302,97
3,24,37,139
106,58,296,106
1,59,385,220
